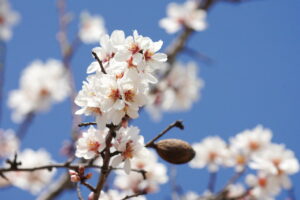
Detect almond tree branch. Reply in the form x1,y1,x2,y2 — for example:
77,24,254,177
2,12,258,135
93,126,116,200
121,191,147,200
145,120,184,148
92,51,107,74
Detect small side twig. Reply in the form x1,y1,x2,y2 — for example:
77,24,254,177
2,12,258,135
145,120,184,148
78,122,97,127
81,181,96,193
121,191,147,200
92,51,106,74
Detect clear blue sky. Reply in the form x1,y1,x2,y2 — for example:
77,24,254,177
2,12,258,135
1,0,300,199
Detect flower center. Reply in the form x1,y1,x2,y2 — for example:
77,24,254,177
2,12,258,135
124,90,135,102
109,89,121,101
249,141,260,151
87,140,100,152
122,141,134,159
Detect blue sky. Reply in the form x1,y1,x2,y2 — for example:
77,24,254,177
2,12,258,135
1,0,300,199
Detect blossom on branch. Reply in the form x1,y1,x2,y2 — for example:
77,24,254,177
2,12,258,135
8,59,71,122
75,126,108,159
79,11,106,44
189,136,228,172
147,62,204,120
249,143,299,189
75,30,167,126
159,1,207,34
111,126,145,174
0,0,19,41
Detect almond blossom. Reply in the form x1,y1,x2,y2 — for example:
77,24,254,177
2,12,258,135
8,59,70,122
190,136,228,172
159,1,207,34
6,149,56,194
75,126,108,159
75,30,167,126
114,149,168,193
246,172,281,200
111,126,145,174
0,129,19,159
249,143,299,189
224,125,273,172
79,11,106,44
0,0,19,41
147,62,204,120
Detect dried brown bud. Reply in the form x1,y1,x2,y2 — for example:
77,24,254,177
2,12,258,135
153,139,195,164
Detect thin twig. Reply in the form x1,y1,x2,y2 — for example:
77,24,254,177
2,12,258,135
81,181,96,193
78,122,97,127
121,191,147,200
145,120,184,148
92,51,107,74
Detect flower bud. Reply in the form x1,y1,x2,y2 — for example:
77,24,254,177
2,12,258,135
154,139,195,164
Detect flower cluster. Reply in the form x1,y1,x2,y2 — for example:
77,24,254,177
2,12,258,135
159,1,207,34
0,0,19,41
189,125,299,199
8,59,71,122
79,11,106,44
147,62,204,120
75,30,167,127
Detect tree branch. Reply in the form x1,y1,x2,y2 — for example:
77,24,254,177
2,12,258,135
145,120,184,148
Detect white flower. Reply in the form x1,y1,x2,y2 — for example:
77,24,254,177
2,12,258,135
230,125,272,155
225,184,245,199
159,1,207,34
246,172,281,200
79,11,106,44
181,191,201,200
8,59,70,122
0,0,19,41
190,136,228,172
111,126,145,174
75,126,107,159
90,30,126,73
147,62,203,120
114,149,168,193
0,129,19,158
249,143,299,189
7,149,56,194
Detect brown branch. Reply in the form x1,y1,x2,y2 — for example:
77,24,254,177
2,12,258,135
121,191,147,200
78,122,97,127
92,51,107,74
145,120,184,148
81,181,96,193
93,126,116,200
